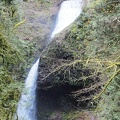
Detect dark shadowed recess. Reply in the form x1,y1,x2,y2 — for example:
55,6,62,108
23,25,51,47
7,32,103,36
36,83,79,120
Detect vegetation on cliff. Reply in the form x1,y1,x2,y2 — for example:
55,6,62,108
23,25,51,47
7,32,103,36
38,0,120,119
0,0,38,119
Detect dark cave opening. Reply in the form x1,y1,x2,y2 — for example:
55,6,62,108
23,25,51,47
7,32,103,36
36,83,82,119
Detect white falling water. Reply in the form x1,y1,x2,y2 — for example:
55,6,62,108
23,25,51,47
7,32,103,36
17,59,39,120
17,0,83,120
51,0,83,38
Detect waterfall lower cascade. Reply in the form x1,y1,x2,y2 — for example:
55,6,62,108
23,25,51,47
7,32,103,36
17,59,39,120
17,0,83,120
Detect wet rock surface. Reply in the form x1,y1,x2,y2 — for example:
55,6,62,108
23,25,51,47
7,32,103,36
16,0,61,46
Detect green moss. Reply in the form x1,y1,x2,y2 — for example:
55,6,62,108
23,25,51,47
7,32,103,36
0,1,38,119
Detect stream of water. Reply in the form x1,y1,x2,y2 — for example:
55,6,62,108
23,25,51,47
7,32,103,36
51,0,83,38
17,0,83,120
17,59,39,120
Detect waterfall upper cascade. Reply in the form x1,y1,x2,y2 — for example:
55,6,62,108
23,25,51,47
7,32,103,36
17,0,83,120
51,0,83,38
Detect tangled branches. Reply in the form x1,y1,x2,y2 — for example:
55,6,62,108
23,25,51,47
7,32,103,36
38,56,120,103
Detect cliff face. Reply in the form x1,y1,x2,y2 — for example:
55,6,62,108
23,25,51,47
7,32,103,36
36,0,120,120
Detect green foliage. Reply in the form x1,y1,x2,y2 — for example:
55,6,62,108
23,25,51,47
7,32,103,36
97,74,120,120
0,67,23,120
65,0,120,119
0,1,38,119
0,29,23,119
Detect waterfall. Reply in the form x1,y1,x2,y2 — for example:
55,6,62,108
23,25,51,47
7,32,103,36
17,0,83,120
17,59,39,120
51,0,83,38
